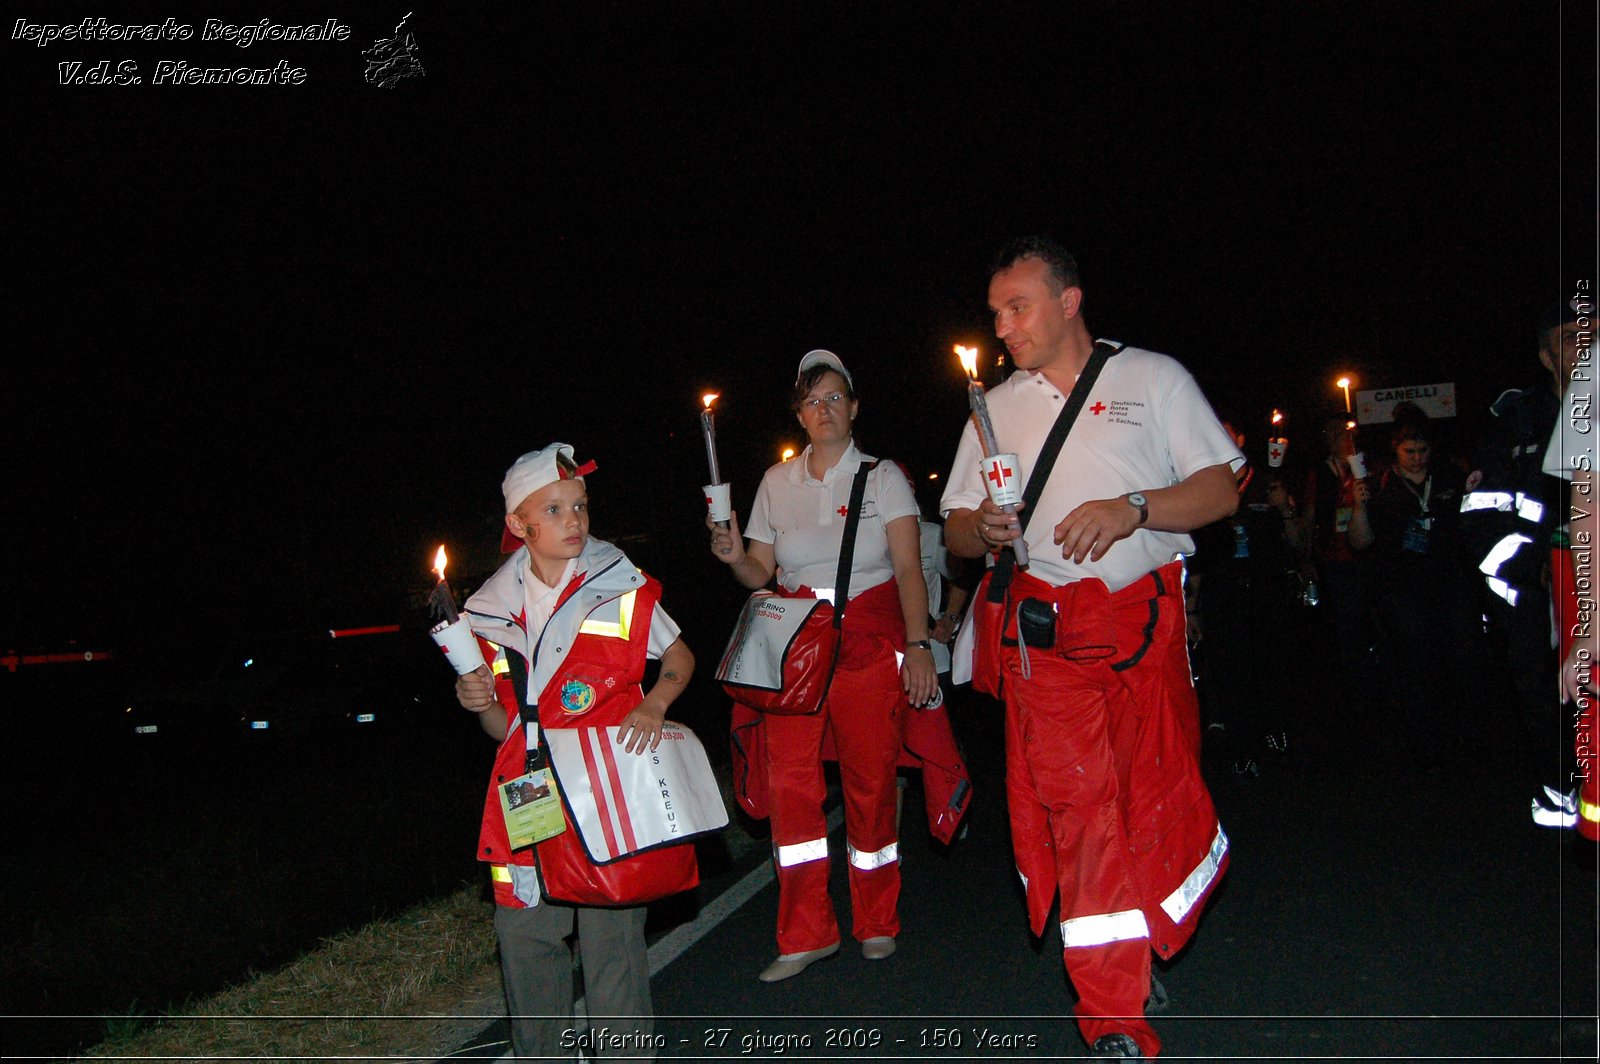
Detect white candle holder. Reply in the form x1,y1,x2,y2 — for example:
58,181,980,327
430,616,487,675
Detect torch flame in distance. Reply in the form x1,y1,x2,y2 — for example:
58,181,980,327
955,345,979,379
701,392,719,410
432,545,448,582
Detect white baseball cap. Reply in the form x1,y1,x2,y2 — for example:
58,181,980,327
501,443,594,515
796,349,854,389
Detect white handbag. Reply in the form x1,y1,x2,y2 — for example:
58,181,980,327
543,722,729,863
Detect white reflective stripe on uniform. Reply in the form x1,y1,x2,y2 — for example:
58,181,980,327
1461,490,1514,513
579,589,636,639
1160,825,1230,926
847,840,899,870
775,837,829,867
811,587,836,605
1460,490,1544,524
1486,577,1519,606
1060,908,1149,948
1479,533,1534,577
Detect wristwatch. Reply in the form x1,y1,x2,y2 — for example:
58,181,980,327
1127,491,1149,526
905,639,933,651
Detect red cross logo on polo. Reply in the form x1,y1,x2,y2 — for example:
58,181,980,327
1089,401,1107,415
837,504,849,517
980,452,1024,507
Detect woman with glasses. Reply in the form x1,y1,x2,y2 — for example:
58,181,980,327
709,349,937,982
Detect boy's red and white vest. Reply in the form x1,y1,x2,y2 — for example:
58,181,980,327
466,538,699,907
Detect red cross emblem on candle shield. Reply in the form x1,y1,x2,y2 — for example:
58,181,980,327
986,462,1013,489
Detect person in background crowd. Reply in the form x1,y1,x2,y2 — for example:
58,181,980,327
1189,424,1303,780
1299,417,1379,716
942,235,1241,1060
1464,297,1584,825
1541,290,1598,840
1347,410,1493,767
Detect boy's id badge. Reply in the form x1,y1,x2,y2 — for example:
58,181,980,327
498,769,566,849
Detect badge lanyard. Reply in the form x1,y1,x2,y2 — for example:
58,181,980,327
1400,473,1432,518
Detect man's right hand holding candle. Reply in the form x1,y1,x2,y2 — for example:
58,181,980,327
948,496,1025,557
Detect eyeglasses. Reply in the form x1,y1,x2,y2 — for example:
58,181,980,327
801,392,849,411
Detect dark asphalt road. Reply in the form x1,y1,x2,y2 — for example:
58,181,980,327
445,685,1599,1062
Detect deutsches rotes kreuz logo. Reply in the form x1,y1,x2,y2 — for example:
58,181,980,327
559,679,597,714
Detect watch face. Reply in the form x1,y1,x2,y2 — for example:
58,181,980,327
1129,492,1147,506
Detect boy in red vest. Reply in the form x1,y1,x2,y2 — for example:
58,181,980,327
455,442,696,1060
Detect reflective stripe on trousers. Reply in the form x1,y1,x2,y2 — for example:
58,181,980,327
847,840,898,871
775,836,829,867
1060,908,1150,948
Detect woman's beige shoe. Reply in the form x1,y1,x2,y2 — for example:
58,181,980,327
757,942,840,982
861,936,896,960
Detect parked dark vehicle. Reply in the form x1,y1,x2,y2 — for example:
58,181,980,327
109,619,453,745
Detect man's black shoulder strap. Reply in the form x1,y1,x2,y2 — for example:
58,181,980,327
988,340,1123,599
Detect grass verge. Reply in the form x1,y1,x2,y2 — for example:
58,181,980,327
80,884,502,1063
76,766,768,1063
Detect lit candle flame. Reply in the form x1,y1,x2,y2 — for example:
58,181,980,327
432,545,448,582
1335,377,1351,390
1271,409,1284,425
955,345,979,379
781,447,796,462
701,392,719,410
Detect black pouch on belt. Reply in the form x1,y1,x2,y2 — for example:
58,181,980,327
1017,597,1057,649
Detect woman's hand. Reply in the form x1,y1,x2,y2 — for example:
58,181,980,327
708,510,747,566
900,645,939,707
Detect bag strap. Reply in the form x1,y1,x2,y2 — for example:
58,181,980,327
830,459,878,629
988,340,1122,600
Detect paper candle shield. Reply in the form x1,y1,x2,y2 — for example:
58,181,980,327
430,616,487,675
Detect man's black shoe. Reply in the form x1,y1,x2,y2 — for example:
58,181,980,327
1089,1032,1145,1058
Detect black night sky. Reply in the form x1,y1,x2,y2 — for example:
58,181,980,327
6,1,1595,655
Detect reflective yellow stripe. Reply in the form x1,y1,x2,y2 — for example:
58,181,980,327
490,864,512,883
847,841,899,870
1582,798,1600,825
1061,908,1149,948
579,589,636,639
491,650,510,676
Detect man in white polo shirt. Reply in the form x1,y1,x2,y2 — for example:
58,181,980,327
941,236,1242,1060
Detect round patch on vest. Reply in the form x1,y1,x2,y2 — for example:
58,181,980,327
559,679,596,715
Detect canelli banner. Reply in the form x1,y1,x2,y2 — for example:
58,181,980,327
1355,383,1457,425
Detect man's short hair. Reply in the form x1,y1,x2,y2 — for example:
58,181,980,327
991,235,1081,295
